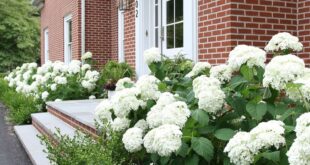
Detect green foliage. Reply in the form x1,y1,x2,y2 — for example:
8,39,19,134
0,0,40,72
99,61,134,90
39,128,131,165
0,78,41,124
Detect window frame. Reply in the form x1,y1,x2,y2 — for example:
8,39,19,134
64,14,73,65
44,28,49,63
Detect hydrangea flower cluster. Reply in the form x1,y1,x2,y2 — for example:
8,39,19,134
287,113,310,165
115,77,134,91
136,75,161,101
224,120,285,165
185,62,211,78
286,73,310,102
228,45,266,71
263,54,305,90
210,64,233,84
265,32,303,54
144,47,161,65
192,75,225,114
81,51,92,61
4,56,100,102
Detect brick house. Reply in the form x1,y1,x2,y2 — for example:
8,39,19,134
33,0,310,76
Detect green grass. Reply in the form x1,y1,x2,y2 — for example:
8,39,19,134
0,78,42,124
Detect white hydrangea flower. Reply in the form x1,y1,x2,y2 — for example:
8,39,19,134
185,62,211,78
89,95,96,100
265,32,303,53
95,99,113,122
210,64,233,83
50,84,57,91
81,64,91,71
68,60,81,74
122,127,144,152
111,117,130,132
287,127,310,165
143,124,182,157
41,91,49,101
134,119,148,132
144,47,161,65
54,76,67,85
192,76,225,114
161,101,191,128
111,87,146,118
55,99,62,102
228,45,266,71
225,120,286,165
295,112,310,137
136,75,161,101
286,72,310,102
115,77,134,91
263,54,305,90
81,52,92,61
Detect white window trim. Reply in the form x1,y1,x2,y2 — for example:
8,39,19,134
118,10,125,62
64,14,72,65
44,28,49,63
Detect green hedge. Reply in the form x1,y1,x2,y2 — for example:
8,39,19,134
0,78,42,124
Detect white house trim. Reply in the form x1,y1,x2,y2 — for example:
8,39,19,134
44,28,49,63
64,14,72,65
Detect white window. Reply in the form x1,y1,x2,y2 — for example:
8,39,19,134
44,28,49,63
64,14,72,65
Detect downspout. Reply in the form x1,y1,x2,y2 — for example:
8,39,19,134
81,0,85,55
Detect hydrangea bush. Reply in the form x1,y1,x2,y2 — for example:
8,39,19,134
4,52,102,103
94,32,310,165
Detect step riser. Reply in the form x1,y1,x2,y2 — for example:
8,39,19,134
47,106,98,137
32,119,57,145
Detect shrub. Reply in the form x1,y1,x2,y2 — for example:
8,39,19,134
99,61,134,90
0,78,41,124
93,32,310,165
39,128,130,165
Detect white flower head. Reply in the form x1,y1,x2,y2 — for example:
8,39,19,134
143,124,182,157
122,127,144,152
265,32,303,53
95,99,113,122
111,118,130,132
81,51,92,61
136,75,161,101
41,91,49,101
263,54,305,90
115,77,134,91
210,64,233,83
89,95,96,100
228,45,266,71
185,62,211,78
144,47,161,65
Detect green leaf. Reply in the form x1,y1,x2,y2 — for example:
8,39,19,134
176,142,190,157
160,156,170,165
185,154,200,165
228,76,248,90
191,137,214,162
158,82,167,92
261,151,280,163
191,109,209,126
240,65,254,81
246,102,267,121
214,128,236,141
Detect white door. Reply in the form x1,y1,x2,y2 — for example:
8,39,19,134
44,29,49,63
118,11,125,62
135,0,197,76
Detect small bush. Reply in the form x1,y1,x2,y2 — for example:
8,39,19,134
39,128,130,165
0,78,41,124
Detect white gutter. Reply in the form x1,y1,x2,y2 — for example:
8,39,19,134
81,0,85,55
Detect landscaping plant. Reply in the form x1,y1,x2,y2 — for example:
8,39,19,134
93,32,310,165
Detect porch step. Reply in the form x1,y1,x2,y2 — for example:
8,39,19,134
46,100,102,136
32,112,76,139
14,125,51,165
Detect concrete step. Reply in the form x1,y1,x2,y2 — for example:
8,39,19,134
14,125,51,165
46,100,101,136
32,112,76,139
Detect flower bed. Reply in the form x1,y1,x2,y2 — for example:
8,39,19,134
91,32,310,165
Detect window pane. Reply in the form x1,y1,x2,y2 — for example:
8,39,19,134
175,23,183,48
166,0,174,24
155,0,158,4
155,28,158,47
167,25,174,49
68,20,72,42
175,0,183,22
155,5,158,27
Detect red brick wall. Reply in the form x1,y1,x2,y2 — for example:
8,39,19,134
85,0,112,67
197,0,298,65
40,0,81,64
298,0,310,64
198,0,233,64
123,1,136,69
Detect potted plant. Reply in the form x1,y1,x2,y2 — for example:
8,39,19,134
99,61,134,99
